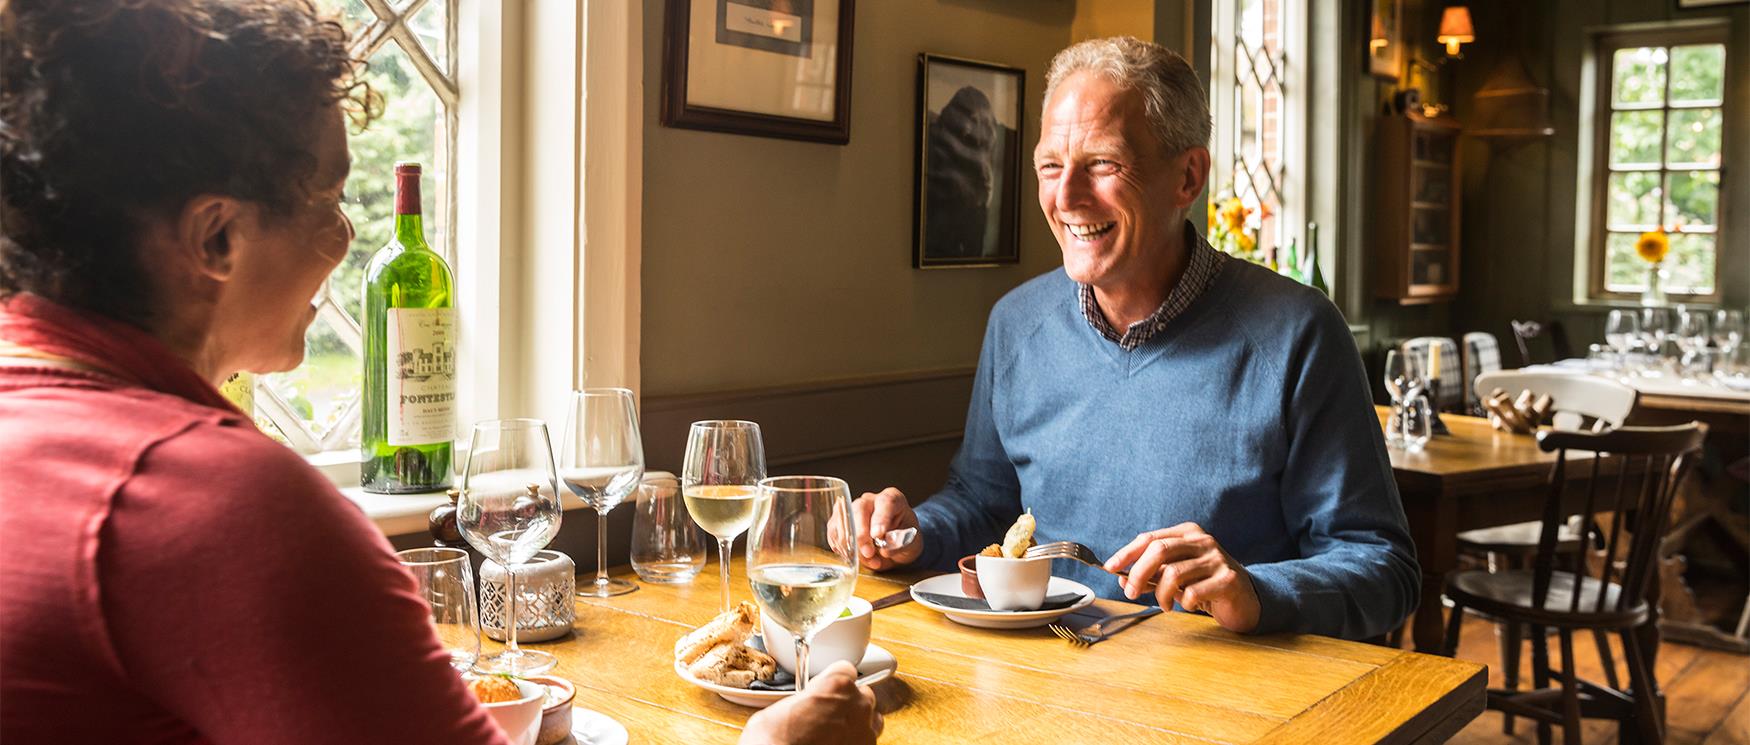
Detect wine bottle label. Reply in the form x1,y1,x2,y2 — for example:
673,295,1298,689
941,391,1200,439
386,307,456,446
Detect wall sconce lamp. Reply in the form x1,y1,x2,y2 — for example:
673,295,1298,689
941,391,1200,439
1437,7,1475,58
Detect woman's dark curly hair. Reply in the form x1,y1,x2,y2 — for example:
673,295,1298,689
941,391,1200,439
0,0,378,324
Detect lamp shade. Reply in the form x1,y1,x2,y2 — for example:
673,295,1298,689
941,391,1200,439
1437,7,1474,56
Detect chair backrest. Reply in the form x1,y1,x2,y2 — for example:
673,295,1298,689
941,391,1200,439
1529,423,1707,616
1460,332,1503,414
1473,370,1637,431
1400,336,1465,412
1510,319,1573,366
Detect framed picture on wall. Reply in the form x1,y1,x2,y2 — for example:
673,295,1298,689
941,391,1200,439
913,54,1024,269
1367,0,1403,80
661,0,856,144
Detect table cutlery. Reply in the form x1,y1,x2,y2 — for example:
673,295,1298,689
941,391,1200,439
1025,540,1157,590
1048,606,1162,648
869,587,913,611
872,527,916,550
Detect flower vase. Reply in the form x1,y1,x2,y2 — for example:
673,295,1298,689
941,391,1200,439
1641,263,1667,307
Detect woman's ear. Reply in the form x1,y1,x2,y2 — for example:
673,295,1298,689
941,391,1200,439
177,195,244,281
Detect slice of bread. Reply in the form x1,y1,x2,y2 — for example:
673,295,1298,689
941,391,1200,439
1001,512,1036,558
673,601,758,666
686,641,778,689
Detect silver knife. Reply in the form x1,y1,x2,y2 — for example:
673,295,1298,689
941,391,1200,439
869,587,914,611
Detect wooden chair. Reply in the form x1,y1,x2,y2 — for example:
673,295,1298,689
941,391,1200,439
1512,319,1574,366
1442,422,1708,745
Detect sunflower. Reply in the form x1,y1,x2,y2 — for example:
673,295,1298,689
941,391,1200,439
1220,199,1250,233
1207,199,1220,233
1234,232,1256,255
1635,230,1669,264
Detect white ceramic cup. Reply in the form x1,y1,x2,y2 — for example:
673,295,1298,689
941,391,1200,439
760,596,872,677
975,555,1052,611
479,678,546,745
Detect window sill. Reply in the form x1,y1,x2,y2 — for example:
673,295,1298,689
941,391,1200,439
1554,297,1723,314
339,485,600,538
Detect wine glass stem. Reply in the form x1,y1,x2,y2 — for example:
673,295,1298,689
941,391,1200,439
596,508,610,586
718,537,733,613
793,634,811,693
504,565,521,658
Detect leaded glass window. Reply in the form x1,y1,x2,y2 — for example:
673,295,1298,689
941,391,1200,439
256,0,458,454
1212,0,1300,263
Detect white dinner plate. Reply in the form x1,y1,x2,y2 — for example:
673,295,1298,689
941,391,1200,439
565,707,628,745
909,574,1096,629
675,643,898,709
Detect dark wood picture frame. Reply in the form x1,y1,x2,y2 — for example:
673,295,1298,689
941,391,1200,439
913,54,1025,269
661,0,856,145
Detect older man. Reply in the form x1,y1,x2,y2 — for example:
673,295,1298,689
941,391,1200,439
850,37,1418,641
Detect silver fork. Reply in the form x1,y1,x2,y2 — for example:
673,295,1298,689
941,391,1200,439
1024,541,1157,589
1048,607,1163,648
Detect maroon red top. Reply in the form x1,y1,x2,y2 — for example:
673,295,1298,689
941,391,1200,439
395,162,422,215
0,294,507,744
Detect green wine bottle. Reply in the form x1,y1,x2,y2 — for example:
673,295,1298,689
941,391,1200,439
1277,237,1306,284
361,162,455,493
1306,221,1330,296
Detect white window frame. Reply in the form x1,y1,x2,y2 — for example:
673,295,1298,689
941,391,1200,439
1575,22,1730,305
1209,0,1310,260
316,0,644,499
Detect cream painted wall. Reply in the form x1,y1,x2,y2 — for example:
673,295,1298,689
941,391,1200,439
1072,0,1155,42
640,0,1078,396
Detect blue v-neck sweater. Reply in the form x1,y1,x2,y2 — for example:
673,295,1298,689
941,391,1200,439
913,260,1419,640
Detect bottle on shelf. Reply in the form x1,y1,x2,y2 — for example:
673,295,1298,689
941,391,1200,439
1305,222,1330,296
1278,237,1306,284
361,162,456,494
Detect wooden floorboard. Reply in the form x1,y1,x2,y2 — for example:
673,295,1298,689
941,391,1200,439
1442,613,1746,744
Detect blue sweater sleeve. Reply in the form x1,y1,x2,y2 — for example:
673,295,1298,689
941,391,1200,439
912,316,1023,572
1243,303,1421,639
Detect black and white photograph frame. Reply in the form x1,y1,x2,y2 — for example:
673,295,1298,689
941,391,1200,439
662,0,856,144
913,54,1025,269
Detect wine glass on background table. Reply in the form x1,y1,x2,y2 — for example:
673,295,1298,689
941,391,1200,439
560,388,645,598
1383,350,1423,448
746,476,858,693
1640,307,1671,374
1605,309,1640,371
681,420,767,613
1713,310,1745,378
1675,308,1710,375
458,419,562,675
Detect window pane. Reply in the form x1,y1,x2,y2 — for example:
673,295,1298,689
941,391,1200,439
1603,232,1648,292
1665,232,1715,295
314,0,375,33
1665,170,1720,228
1607,171,1662,228
1611,47,1665,106
1609,110,1664,168
1665,107,1722,167
410,0,449,73
1668,44,1725,104
262,315,361,445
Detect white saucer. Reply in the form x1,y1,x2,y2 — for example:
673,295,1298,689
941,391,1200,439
565,707,628,745
675,643,898,709
909,574,1096,629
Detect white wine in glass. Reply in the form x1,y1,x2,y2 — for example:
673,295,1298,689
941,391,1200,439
681,421,766,614
746,475,857,692
559,388,644,598
458,418,562,675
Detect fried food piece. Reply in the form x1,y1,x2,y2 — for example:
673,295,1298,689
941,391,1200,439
674,601,759,666
1001,512,1036,559
465,675,524,704
687,641,778,689
978,543,1003,557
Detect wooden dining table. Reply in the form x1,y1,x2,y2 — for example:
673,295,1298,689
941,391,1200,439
527,562,1484,744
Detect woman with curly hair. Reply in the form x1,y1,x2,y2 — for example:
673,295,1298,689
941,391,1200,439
0,2,882,742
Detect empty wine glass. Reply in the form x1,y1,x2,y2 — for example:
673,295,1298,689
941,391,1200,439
682,420,767,613
1403,395,1433,453
458,418,563,675
1383,350,1424,448
1605,309,1639,370
1639,307,1671,373
559,388,645,598
746,476,857,692
1675,307,1710,375
1713,310,1745,377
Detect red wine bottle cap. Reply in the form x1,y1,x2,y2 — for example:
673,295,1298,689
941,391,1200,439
394,162,422,175
394,164,422,215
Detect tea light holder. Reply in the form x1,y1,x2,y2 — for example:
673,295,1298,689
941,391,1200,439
480,549,576,642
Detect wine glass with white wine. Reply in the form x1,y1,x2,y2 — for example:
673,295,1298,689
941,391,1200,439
746,475,857,693
457,418,562,675
559,388,645,598
681,420,766,613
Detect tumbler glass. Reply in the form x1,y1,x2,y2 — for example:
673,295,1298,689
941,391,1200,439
631,474,707,584
396,547,482,672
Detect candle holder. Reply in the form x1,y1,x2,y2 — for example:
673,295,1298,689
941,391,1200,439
480,550,576,642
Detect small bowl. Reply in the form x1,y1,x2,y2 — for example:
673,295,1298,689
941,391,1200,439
761,595,873,678
957,555,985,599
527,675,576,745
975,554,1052,611
477,678,545,745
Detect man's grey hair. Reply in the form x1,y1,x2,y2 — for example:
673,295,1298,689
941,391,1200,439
1043,36,1211,155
